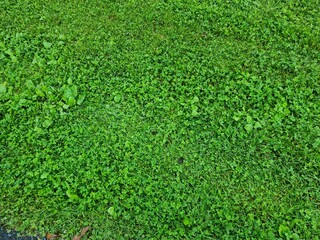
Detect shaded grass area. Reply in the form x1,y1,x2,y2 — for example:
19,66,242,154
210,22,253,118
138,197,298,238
0,225,40,240
0,0,319,239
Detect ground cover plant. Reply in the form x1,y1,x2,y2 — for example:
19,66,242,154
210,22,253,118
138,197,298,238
0,0,319,239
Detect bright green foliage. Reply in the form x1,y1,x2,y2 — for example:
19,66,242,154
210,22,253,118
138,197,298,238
0,0,319,239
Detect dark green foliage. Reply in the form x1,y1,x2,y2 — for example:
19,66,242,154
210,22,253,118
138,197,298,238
0,0,319,239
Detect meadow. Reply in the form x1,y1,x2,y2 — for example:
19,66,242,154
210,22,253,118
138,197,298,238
0,0,319,239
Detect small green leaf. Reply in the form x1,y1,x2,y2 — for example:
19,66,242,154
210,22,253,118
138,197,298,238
0,83,7,94
62,104,69,109
246,115,253,123
114,95,121,103
43,41,52,48
108,206,116,217
25,80,35,89
41,85,49,93
278,224,290,238
77,94,85,105
66,189,79,200
192,96,199,103
69,193,79,200
254,122,262,129
67,78,73,85
34,127,44,134
282,101,288,108
40,173,49,179
18,99,28,107
233,116,240,121
35,86,45,97
5,49,17,62
183,217,191,226
42,119,53,128
58,34,66,40
245,124,253,132
67,97,76,106
63,85,78,100
191,105,198,116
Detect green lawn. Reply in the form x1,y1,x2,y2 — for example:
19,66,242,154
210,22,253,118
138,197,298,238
0,0,319,239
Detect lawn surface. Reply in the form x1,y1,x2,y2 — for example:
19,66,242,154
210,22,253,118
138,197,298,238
0,0,320,239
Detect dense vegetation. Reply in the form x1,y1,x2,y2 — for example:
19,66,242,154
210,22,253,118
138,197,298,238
0,0,319,239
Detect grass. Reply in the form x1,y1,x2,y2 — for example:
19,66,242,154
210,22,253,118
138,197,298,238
0,0,319,239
